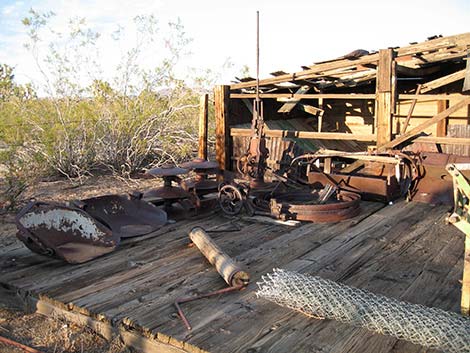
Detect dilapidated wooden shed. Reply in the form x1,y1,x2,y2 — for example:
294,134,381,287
214,32,470,173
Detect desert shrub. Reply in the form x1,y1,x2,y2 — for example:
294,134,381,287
0,10,211,188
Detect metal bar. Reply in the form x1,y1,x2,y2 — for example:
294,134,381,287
175,285,244,330
0,335,45,353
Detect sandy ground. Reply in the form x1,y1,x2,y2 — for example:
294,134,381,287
0,175,162,353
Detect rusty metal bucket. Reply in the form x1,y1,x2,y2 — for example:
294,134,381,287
16,194,167,264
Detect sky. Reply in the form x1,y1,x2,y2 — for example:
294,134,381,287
0,0,469,90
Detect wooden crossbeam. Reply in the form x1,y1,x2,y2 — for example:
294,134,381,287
420,69,466,93
278,86,310,113
230,128,376,141
395,33,470,56
230,54,380,90
231,93,468,101
377,97,470,151
230,33,470,91
298,104,324,132
231,93,377,99
401,84,422,134
413,136,470,145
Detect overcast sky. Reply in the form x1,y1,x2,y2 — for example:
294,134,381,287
1,0,469,88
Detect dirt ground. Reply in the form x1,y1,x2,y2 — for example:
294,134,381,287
0,175,161,353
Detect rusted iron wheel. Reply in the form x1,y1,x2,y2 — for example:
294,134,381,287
270,190,361,223
218,184,245,215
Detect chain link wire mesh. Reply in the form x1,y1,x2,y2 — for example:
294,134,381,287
256,269,470,353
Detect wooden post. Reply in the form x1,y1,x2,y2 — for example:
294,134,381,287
189,227,250,287
436,100,449,137
214,85,230,171
376,49,396,147
198,94,209,159
462,235,470,315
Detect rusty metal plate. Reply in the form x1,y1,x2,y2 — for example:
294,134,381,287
181,179,219,192
16,201,118,264
307,172,402,203
412,152,470,205
181,158,219,171
146,165,189,177
79,194,167,238
143,186,192,201
15,195,168,264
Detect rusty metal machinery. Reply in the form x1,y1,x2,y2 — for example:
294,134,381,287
143,165,197,212
218,181,283,217
412,152,470,205
446,163,470,315
15,194,167,264
237,11,269,189
270,189,361,223
291,149,420,203
180,158,220,196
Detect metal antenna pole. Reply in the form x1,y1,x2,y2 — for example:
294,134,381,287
256,10,260,108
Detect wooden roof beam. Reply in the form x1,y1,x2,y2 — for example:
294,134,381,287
420,69,466,93
230,54,380,90
230,33,470,91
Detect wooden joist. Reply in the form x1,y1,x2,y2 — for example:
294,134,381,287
277,86,310,113
230,128,376,141
230,33,470,91
413,136,470,145
231,93,468,101
231,93,377,99
229,54,381,90
377,97,470,151
401,84,422,134
420,69,466,93
394,32,470,57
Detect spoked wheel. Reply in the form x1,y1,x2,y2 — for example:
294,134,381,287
218,184,244,215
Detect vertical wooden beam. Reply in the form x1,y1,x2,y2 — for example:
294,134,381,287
436,99,449,137
214,85,230,171
462,235,470,315
376,49,396,147
198,94,209,159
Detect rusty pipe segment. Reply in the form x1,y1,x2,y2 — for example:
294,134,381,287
15,194,167,264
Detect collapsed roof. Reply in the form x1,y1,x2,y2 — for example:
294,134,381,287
230,33,470,94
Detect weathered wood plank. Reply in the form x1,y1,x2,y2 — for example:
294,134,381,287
277,86,310,113
421,69,466,93
214,85,230,171
378,97,470,151
198,94,209,159
230,128,376,141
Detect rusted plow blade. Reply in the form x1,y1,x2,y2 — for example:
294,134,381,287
16,194,167,264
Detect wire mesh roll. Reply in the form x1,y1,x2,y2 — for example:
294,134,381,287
256,269,470,353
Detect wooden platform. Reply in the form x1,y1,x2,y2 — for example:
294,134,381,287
0,200,465,353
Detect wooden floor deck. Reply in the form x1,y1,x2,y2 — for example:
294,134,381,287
0,200,465,353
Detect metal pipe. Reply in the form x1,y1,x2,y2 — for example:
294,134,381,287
0,335,46,353
175,285,244,330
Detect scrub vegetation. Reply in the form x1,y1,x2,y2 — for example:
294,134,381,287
0,10,222,209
